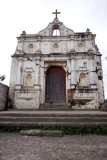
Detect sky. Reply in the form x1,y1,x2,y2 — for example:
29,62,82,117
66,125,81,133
0,0,107,98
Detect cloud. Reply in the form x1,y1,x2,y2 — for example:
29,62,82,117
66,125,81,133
0,0,107,98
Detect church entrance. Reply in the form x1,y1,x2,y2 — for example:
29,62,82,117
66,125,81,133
45,66,66,103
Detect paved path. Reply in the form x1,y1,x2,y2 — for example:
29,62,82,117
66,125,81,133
0,133,107,160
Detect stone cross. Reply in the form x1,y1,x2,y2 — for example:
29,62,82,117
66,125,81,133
52,9,61,19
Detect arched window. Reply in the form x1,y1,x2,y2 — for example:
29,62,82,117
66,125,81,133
28,44,34,53
52,25,60,36
26,73,33,86
79,73,87,86
53,29,60,36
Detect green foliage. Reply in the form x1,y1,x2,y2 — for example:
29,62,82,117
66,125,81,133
0,126,20,132
0,125,107,135
69,100,75,106
37,132,44,137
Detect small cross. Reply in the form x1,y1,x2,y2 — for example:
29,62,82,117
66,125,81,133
52,9,61,19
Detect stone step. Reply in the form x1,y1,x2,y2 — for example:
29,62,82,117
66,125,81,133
0,110,107,128
40,104,69,110
0,116,107,122
0,121,107,127
20,129,63,137
39,108,70,110
0,111,107,117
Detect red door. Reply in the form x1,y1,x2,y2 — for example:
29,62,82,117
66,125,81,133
45,66,66,103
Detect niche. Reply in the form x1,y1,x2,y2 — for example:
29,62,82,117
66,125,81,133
78,42,84,52
28,44,34,53
53,43,59,53
26,73,33,86
79,73,87,86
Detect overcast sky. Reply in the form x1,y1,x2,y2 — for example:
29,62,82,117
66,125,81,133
0,0,107,98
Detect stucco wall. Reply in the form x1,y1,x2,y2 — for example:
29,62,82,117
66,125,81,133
0,83,9,110
9,18,104,109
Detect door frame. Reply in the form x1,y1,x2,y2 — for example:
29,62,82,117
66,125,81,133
45,65,67,104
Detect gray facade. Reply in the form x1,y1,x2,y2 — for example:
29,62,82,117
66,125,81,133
9,17,104,109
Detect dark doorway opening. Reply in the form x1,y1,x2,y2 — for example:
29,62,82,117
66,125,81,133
45,66,66,103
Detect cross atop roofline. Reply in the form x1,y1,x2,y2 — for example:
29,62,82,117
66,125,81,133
52,9,61,19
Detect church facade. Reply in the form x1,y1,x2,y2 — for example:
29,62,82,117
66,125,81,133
9,11,104,109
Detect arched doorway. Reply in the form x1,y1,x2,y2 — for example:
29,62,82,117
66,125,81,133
45,66,66,103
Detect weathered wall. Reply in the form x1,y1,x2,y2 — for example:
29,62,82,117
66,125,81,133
9,57,18,100
0,83,9,110
9,17,105,110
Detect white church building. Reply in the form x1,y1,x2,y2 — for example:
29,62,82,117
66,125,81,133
9,10,104,110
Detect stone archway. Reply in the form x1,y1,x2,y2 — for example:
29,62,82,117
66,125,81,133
45,66,66,103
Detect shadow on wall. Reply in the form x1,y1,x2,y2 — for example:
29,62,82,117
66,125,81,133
0,83,9,111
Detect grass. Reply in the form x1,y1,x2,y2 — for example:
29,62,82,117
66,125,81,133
0,125,107,135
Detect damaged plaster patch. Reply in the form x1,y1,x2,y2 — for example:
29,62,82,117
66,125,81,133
68,89,98,109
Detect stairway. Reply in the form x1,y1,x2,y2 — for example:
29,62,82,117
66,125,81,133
40,103,69,110
0,110,107,127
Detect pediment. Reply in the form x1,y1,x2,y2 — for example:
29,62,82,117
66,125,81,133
38,18,74,36
24,68,34,73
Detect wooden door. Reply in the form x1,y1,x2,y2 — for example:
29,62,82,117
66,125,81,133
45,66,66,103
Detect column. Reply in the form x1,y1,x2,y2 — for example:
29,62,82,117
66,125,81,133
89,58,97,85
67,60,71,89
70,39,74,50
71,58,76,86
17,58,23,85
36,59,40,85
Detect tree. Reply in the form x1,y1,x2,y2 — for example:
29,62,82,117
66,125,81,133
0,75,5,82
